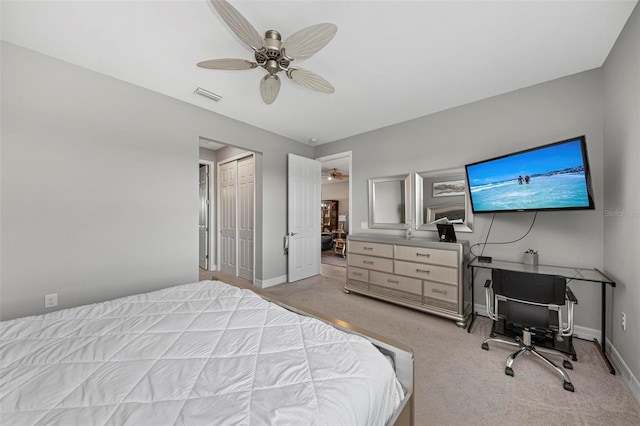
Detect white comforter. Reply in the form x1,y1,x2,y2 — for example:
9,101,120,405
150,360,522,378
0,280,404,425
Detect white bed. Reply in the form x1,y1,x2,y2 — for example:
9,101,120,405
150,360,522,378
0,280,413,425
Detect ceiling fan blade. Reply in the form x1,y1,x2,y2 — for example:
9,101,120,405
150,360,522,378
210,0,264,50
197,58,257,70
283,23,337,60
287,67,335,94
260,74,281,105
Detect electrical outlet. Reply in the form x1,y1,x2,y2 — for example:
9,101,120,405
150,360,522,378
621,312,626,331
44,293,58,309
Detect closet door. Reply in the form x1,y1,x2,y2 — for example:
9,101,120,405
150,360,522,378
219,161,236,276
237,156,254,281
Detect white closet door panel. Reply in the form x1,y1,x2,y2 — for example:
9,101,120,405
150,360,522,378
238,157,254,281
220,161,237,276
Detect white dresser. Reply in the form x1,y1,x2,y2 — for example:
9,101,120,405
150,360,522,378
346,234,471,327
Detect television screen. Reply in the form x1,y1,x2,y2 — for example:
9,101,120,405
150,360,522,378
465,136,595,213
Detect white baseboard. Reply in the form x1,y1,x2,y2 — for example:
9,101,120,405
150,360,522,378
607,340,640,406
572,325,601,342
255,274,287,289
473,303,640,406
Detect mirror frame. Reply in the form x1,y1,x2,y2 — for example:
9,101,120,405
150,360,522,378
414,168,474,233
368,174,413,229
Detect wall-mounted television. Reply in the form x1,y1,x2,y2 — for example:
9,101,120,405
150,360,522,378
465,136,595,213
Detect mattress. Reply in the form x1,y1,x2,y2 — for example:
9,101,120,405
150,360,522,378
0,280,404,425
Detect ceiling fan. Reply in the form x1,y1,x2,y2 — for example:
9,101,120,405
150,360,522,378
197,0,337,105
325,168,349,180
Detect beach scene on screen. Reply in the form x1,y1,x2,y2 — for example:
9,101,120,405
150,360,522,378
467,140,591,211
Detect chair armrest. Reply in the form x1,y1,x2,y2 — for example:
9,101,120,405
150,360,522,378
566,286,578,304
484,280,498,320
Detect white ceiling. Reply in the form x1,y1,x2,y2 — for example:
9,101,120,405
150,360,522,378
2,1,637,146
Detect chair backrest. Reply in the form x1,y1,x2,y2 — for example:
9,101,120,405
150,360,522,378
492,269,566,305
492,269,566,330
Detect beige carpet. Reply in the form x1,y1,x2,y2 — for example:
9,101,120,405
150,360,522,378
255,264,640,426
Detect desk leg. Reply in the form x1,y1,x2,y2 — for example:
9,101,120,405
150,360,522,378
467,268,475,333
596,282,616,375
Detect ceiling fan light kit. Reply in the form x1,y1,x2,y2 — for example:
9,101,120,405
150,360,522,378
260,74,281,105
197,0,337,105
328,168,347,180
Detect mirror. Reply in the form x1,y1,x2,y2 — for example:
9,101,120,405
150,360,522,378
368,175,412,229
415,168,473,232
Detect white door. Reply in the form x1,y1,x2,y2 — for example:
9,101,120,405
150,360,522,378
237,156,254,281
288,153,321,282
199,164,209,269
219,161,236,276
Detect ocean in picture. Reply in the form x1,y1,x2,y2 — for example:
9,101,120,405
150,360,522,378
470,172,590,211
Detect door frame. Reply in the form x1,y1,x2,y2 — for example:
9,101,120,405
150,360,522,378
216,152,256,282
316,151,353,235
199,160,215,271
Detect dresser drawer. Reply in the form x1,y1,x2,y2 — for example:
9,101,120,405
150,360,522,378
348,241,394,258
395,245,458,267
348,254,394,273
370,271,422,295
423,280,458,303
394,260,458,285
348,267,369,282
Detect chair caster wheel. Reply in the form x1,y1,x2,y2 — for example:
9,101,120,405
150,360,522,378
563,382,575,392
563,360,573,370
344,289,351,294
505,367,514,377
481,342,489,350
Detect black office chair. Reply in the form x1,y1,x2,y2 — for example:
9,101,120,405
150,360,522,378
481,268,578,392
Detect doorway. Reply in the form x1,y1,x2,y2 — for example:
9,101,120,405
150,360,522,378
199,140,256,285
317,152,352,270
199,163,210,270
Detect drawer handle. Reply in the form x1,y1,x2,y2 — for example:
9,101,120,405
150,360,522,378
416,253,430,258
416,268,430,274
353,272,363,276
363,247,375,251
387,279,399,284
432,288,448,295
363,260,374,265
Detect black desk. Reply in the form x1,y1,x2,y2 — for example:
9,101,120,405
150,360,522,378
467,259,617,374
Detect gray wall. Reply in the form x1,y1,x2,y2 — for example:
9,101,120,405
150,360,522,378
0,42,312,320
199,147,217,163
603,3,640,384
315,69,606,332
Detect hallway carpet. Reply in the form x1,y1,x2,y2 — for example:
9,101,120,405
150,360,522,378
321,248,347,267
